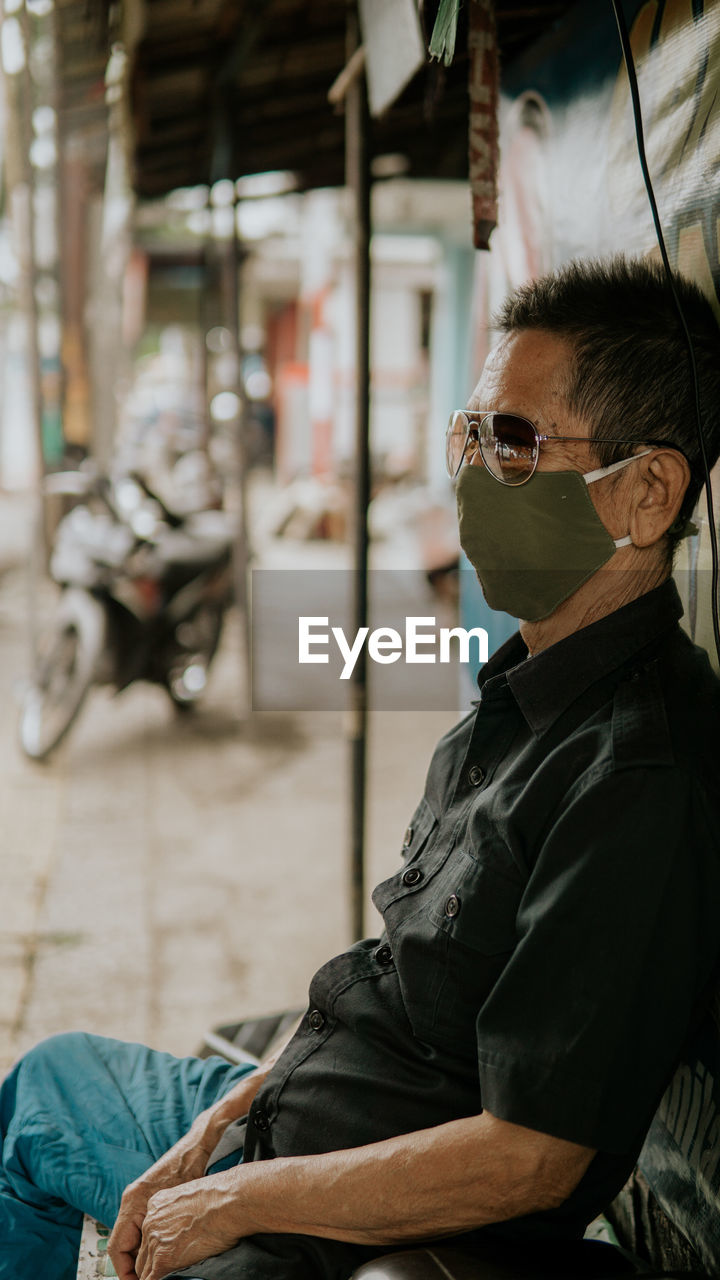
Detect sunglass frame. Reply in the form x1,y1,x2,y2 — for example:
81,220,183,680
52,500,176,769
446,410,675,486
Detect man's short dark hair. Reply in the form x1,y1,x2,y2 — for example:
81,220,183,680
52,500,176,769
496,255,720,557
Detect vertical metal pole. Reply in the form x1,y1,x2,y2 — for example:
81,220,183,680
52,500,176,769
345,4,371,941
218,183,251,713
16,2,48,558
199,210,213,454
229,199,252,713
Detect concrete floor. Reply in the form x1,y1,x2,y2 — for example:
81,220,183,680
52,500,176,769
0,491,458,1074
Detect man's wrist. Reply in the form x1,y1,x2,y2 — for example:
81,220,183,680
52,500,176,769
209,1165,265,1238
194,1067,264,1146
189,1108,233,1159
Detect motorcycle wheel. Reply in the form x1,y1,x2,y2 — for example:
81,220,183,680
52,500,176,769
19,590,105,760
165,602,225,711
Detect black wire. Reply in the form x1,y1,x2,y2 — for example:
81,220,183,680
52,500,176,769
611,0,720,665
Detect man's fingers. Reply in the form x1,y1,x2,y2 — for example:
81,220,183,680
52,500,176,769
108,1239,140,1280
111,1250,140,1280
108,1214,143,1280
138,1243,175,1280
109,1224,140,1253
135,1233,149,1279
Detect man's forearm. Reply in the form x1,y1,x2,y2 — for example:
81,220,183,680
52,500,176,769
206,1110,595,1245
131,1111,596,1278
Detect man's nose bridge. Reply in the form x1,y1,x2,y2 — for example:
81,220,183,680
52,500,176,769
468,439,484,467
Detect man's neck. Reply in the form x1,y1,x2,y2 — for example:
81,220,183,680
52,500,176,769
520,556,670,656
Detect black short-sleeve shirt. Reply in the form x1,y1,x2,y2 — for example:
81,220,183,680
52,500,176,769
201,580,720,1279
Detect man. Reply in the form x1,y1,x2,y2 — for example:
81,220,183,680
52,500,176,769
3,256,720,1280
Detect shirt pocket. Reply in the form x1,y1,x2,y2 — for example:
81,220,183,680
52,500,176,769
429,846,520,954
424,845,523,1052
372,795,439,915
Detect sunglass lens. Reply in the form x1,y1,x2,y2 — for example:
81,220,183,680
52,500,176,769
446,411,472,477
479,413,537,484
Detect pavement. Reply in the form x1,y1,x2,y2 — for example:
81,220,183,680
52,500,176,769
0,487,458,1074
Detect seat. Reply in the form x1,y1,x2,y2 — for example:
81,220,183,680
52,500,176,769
352,1238,641,1278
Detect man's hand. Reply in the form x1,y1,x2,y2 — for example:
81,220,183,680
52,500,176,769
108,1063,269,1280
106,1190,146,1280
134,1179,243,1280
108,1121,215,1280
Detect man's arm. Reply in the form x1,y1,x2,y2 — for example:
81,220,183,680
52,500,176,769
108,1034,292,1280
133,1110,596,1280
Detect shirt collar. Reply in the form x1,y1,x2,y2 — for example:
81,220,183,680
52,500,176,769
476,579,684,736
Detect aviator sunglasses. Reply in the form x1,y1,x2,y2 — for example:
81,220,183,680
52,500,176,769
446,410,668,486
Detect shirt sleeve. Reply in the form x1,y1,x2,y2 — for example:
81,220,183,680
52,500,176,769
474,765,720,1154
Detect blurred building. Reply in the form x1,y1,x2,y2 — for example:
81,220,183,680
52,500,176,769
1,0,719,655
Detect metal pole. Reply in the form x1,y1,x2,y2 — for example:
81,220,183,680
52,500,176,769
228,198,252,714
215,174,251,713
345,4,371,941
15,1,48,559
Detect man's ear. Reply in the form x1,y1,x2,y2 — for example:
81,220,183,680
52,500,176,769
628,449,692,548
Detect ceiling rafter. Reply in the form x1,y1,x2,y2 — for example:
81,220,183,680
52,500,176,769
56,0,576,198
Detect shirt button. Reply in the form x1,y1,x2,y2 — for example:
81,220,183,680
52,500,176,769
308,1009,326,1032
253,1108,269,1131
402,867,423,887
468,765,485,787
374,943,393,966
403,826,414,848
444,894,460,918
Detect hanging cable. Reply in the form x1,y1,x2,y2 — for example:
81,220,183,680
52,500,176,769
611,0,720,664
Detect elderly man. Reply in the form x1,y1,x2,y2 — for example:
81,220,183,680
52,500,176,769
2,257,720,1280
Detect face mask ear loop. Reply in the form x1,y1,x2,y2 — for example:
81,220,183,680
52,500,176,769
583,448,653,486
584,450,653,552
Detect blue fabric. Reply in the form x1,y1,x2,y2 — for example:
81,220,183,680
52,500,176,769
0,1031,252,1280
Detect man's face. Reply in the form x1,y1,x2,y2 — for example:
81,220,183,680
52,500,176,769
466,328,630,541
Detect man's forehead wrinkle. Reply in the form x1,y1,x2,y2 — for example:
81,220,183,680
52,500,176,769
466,342,517,414
465,330,578,433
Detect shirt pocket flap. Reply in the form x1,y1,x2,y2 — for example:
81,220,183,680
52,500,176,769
371,796,438,914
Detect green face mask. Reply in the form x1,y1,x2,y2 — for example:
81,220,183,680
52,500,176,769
456,454,648,622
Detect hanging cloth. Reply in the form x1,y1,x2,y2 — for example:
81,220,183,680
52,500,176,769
468,0,500,250
429,0,500,251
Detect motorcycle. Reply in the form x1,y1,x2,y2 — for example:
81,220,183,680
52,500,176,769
19,465,235,760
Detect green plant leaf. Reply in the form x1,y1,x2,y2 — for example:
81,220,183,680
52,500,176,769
428,0,461,66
